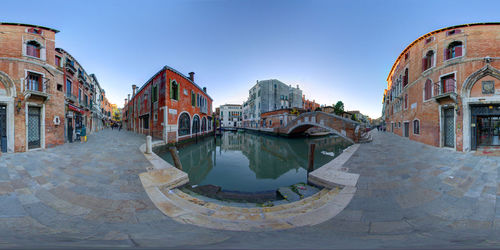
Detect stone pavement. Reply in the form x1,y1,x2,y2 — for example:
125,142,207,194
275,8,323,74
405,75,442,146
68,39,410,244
0,129,499,248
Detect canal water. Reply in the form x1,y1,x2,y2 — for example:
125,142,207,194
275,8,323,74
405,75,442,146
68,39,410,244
156,131,351,193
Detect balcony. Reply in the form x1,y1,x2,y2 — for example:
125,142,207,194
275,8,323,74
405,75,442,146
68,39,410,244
65,61,76,74
433,79,457,103
24,76,50,102
201,105,208,114
65,92,77,103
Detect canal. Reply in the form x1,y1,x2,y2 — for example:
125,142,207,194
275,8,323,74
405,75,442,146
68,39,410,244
156,131,351,194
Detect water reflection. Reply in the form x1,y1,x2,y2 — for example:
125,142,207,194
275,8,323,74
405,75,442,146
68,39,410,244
157,131,351,193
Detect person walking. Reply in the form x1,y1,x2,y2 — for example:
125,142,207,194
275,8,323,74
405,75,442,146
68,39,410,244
119,122,122,131
81,124,87,143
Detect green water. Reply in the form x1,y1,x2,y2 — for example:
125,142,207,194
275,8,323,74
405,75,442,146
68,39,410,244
157,131,351,193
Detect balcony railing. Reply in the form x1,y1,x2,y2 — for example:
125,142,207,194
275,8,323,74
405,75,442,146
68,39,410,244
201,105,208,114
65,61,76,74
66,92,77,103
433,79,457,103
24,76,50,101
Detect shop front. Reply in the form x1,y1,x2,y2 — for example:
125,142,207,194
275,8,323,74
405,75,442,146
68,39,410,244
470,104,500,149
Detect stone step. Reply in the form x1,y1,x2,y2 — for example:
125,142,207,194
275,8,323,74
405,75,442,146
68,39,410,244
277,187,301,202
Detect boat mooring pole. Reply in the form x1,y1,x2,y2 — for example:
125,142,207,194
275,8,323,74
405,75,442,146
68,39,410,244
308,143,316,173
169,146,183,171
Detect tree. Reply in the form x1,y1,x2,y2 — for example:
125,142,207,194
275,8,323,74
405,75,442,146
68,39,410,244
333,101,344,115
351,114,357,121
315,107,321,111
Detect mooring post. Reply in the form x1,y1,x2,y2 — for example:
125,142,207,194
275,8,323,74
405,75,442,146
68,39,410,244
169,146,183,171
307,143,316,173
146,136,152,154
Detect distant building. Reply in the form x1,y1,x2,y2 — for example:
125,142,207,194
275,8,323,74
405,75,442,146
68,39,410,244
219,104,242,127
260,108,306,129
302,95,320,111
242,79,303,128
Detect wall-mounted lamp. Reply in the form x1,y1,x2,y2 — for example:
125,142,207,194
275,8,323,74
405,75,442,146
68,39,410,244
16,99,22,113
455,104,460,116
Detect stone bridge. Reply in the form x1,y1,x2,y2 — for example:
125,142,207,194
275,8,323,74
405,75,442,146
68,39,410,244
276,111,364,143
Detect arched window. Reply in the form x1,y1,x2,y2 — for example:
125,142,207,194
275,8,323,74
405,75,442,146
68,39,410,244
170,80,179,100
403,68,409,87
413,120,420,134
422,50,434,71
178,113,190,136
445,41,463,60
192,115,200,134
201,117,207,132
424,79,432,100
26,41,41,58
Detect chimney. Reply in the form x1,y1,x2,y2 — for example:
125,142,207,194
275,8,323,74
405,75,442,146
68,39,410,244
203,87,207,93
188,72,195,82
132,85,137,96
125,98,128,105
296,84,299,89
128,94,130,101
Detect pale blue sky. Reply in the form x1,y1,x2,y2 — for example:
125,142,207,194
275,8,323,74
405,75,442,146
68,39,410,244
3,0,500,117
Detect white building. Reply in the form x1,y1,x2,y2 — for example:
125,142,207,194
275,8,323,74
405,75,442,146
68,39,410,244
219,104,242,127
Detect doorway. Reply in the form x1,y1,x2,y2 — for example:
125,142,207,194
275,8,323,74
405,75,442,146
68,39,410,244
404,122,410,137
477,116,500,146
0,105,6,152
27,106,41,149
443,108,455,147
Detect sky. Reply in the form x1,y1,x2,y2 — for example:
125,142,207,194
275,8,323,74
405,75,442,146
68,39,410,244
3,0,500,118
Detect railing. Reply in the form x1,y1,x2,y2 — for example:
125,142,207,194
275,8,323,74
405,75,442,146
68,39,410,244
65,61,76,73
434,79,456,96
24,76,49,93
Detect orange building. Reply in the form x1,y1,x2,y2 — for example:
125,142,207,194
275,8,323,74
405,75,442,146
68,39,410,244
302,95,320,111
124,66,213,143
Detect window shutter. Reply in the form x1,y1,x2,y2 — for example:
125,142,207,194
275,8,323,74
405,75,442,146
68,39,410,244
422,58,427,72
430,54,434,68
444,48,448,61
455,46,462,57
169,82,173,99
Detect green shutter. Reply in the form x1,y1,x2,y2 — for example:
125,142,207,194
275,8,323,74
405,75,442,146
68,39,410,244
169,81,173,99
176,84,179,100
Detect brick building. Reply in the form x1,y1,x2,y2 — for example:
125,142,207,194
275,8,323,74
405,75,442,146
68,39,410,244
260,108,307,128
123,66,213,143
383,22,500,152
0,23,66,152
302,95,320,111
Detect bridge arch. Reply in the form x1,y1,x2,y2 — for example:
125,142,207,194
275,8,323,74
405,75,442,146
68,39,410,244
286,122,355,144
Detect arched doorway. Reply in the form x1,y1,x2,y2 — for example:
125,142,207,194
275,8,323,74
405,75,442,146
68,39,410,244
0,71,16,153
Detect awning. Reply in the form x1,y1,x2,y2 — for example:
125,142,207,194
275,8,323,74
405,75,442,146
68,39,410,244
68,104,83,113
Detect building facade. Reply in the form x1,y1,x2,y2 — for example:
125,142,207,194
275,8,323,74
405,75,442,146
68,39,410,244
0,23,66,152
302,95,320,111
123,66,213,143
219,104,242,127
383,22,500,152
242,79,303,128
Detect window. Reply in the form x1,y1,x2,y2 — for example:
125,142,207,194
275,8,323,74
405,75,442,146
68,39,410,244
27,72,41,91
57,84,63,92
403,68,409,87
422,50,434,71
424,79,432,100
440,74,455,94
191,91,195,106
170,80,179,100
208,117,212,131
66,79,72,97
445,41,463,60
425,37,434,44
26,41,41,58
398,122,401,128
404,94,408,109
79,89,82,103
143,115,149,129
84,95,88,107
154,112,158,121
28,27,42,34
201,117,207,132
413,120,420,134
152,85,158,103
446,29,461,36
404,52,409,61
55,56,61,67
192,115,200,133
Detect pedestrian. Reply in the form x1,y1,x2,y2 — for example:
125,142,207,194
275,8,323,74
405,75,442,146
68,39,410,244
81,124,87,143
119,122,122,131
111,123,114,130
